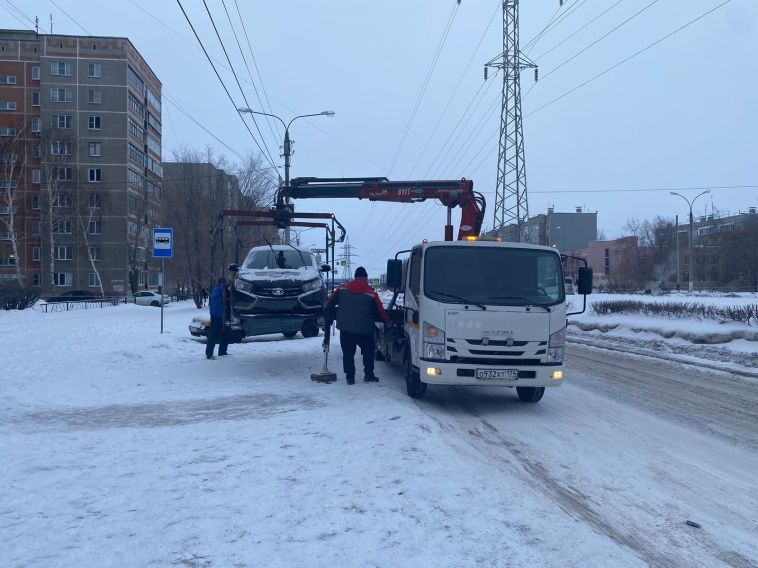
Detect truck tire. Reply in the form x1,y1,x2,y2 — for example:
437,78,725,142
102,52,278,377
403,347,426,399
282,331,298,339
516,386,545,403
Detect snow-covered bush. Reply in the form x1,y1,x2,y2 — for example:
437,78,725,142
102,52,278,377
590,300,758,326
0,284,39,310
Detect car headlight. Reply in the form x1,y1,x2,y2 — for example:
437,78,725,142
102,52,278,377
423,321,445,360
235,278,254,293
302,278,322,292
547,326,566,363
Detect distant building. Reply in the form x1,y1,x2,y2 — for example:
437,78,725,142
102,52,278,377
492,207,597,251
587,236,638,289
0,30,162,294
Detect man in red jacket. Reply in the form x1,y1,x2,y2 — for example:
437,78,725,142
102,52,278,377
325,266,391,384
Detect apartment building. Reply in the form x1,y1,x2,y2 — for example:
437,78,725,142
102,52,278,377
0,30,162,295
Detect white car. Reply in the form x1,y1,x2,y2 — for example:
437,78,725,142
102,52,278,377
131,291,170,307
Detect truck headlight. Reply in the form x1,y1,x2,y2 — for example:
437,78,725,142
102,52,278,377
424,321,445,360
302,278,322,292
547,326,566,363
235,278,254,293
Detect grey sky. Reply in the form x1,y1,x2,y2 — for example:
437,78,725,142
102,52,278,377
6,0,757,274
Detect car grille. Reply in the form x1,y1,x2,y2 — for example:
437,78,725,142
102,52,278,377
254,285,301,297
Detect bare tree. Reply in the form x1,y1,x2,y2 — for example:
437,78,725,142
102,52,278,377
76,193,104,295
0,130,26,285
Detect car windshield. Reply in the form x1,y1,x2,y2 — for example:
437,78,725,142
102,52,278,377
424,246,565,306
244,249,314,270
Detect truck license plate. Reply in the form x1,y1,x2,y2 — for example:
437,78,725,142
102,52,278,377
476,369,518,380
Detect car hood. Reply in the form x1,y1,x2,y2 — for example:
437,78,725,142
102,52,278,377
237,267,320,284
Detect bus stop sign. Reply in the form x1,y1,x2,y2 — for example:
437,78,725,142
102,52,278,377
152,228,173,258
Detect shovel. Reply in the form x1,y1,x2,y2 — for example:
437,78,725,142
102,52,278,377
311,323,337,383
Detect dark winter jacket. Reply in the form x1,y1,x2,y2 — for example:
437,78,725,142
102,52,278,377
209,284,225,318
325,278,391,335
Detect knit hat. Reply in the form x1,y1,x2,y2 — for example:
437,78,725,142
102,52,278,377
354,266,368,278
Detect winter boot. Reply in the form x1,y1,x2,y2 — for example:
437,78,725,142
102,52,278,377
346,374,355,385
363,374,379,383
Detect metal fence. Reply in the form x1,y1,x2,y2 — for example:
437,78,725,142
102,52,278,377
37,297,126,313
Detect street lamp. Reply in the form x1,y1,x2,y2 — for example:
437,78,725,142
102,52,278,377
237,107,335,244
671,190,710,293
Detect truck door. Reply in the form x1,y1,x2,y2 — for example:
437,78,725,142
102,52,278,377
404,247,422,362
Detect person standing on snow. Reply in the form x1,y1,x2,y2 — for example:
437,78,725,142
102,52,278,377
324,266,391,384
205,278,229,359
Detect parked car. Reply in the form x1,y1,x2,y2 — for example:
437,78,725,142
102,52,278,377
45,290,102,303
131,291,170,307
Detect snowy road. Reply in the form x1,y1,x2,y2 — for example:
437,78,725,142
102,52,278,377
2,303,757,567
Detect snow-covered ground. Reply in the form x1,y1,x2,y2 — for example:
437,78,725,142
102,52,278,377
567,293,758,374
2,302,757,567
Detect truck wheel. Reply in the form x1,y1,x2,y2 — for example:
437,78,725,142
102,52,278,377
404,349,426,399
516,386,545,403
282,331,298,339
301,320,319,338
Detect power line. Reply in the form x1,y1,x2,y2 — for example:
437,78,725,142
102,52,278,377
199,0,277,168
538,0,662,83
232,0,283,141
48,0,91,35
531,184,758,194
525,0,734,118
386,1,460,176
533,0,626,61
407,0,501,178
3,0,35,28
219,0,280,152
175,0,276,170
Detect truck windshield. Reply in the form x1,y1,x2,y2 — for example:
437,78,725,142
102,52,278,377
424,246,564,306
244,250,314,270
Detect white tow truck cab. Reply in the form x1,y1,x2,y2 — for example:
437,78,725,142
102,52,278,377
378,238,592,401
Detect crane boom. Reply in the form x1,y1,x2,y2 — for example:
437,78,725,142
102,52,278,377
279,177,486,241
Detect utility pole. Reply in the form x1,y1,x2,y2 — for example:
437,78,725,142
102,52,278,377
484,0,537,243
671,190,710,293
675,214,680,292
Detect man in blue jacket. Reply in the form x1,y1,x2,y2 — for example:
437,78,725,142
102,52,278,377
206,278,229,359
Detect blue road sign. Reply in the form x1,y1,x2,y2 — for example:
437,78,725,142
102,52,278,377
152,227,173,258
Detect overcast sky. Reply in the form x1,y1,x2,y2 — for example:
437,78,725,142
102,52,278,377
5,0,757,274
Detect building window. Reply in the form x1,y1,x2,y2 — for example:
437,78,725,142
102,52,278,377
0,101,17,111
88,142,101,157
0,75,17,84
128,116,144,140
50,140,72,155
88,116,101,130
52,193,72,207
128,144,145,166
146,87,161,112
148,157,162,177
147,113,161,135
54,246,73,260
32,246,41,261
88,63,101,78
52,220,73,234
51,61,71,76
53,167,73,181
127,66,144,92
32,92,40,106
32,66,40,80
87,88,101,104
147,134,161,158
89,220,102,234
128,91,145,118
88,168,102,182
31,194,40,209
33,273,40,286
32,143,40,158
148,181,160,199
604,248,610,276
89,246,101,260
89,272,101,287
51,88,73,103
51,114,72,128
53,272,73,286
0,127,17,137
31,117,40,133
89,193,102,208
32,170,41,184
128,169,144,189
32,221,41,236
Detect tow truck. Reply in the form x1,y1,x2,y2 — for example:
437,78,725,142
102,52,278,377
279,177,592,401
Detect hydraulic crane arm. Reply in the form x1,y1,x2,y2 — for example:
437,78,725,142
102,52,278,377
279,177,486,241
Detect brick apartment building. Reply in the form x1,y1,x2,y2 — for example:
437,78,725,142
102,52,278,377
0,30,162,295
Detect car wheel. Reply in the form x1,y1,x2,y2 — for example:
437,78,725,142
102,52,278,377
403,344,426,399
150,300,159,307
282,331,298,339
516,386,545,403
301,320,319,338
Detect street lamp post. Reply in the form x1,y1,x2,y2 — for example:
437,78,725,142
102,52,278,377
671,190,710,293
238,108,335,244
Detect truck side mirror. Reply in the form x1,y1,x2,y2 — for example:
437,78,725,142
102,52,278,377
320,264,331,273
228,263,240,273
577,267,593,295
386,259,403,289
